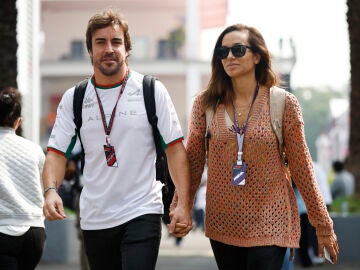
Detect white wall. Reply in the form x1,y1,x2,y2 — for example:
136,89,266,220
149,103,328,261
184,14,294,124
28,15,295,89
17,0,41,144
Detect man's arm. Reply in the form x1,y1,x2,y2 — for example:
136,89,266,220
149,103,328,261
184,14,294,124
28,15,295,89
165,142,193,237
42,150,67,220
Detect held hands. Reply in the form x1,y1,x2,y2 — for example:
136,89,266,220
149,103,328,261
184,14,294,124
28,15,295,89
167,193,193,237
317,232,339,264
43,189,67,221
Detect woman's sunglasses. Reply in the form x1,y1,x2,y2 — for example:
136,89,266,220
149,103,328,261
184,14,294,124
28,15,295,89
215,44,252,60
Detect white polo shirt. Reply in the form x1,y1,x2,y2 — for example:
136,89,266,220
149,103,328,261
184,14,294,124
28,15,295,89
48,70,183,230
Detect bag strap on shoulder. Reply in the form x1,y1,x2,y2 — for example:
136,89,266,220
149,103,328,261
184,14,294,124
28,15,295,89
143,75,165,160
204,99,220,153
73,78,88,172
73,79,88,132
270,86,287,162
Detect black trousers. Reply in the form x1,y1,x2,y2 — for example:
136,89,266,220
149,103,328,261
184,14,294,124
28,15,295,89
83,214,162,270
210,239,286,270
0,227,46,270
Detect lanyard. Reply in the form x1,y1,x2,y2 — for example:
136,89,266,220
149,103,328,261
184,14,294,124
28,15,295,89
232,82,259,162
93,69,129,145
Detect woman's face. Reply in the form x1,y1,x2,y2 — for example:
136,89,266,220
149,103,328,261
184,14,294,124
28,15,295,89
219,30,260,79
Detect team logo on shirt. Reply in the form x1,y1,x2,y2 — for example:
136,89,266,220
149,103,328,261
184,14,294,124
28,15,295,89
84,97,95,109
86,110,143,122
128,88,141,96
127,88,142,102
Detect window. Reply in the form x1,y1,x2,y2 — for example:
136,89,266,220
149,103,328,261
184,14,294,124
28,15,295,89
70,40,84,59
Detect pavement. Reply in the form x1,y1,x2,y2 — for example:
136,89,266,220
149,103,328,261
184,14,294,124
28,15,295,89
37,225,360,270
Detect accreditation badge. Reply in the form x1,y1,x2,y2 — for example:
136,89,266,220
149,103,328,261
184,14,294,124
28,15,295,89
232,162,247,186
103,144,118,167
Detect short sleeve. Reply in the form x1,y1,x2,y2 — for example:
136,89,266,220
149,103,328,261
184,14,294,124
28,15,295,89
153,80,183,148
47,86,78,156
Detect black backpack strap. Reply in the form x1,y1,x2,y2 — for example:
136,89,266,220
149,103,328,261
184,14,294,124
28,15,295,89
143,75,165,167
73,79,88,131
73,79,88,172
143,75,175,224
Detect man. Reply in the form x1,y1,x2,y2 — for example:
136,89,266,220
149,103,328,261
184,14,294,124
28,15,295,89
42,9,192,270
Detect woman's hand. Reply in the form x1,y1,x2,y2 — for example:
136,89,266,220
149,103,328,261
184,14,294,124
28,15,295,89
317,232,339,264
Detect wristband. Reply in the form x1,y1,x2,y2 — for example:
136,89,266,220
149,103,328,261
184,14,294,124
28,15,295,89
44,186,57,196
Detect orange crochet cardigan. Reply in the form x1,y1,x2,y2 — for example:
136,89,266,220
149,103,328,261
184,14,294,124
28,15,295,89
186,87,334,248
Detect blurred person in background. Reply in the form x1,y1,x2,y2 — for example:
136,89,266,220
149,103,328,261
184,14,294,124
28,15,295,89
282,248,293,270
293,162,331,267
331,160,355,200
58,145,89,270
0,87,46,270
314,162,332,210
184,24,339,270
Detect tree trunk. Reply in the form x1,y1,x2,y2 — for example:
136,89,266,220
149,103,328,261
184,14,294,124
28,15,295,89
347,0,360,194
0,0,18,90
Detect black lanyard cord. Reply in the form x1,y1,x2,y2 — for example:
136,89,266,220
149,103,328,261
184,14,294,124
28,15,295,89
94,69,129,144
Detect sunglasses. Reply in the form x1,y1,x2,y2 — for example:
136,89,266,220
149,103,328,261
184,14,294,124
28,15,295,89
215,44,252,59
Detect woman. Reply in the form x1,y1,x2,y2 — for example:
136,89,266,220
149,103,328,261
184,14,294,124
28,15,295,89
185,24,339,269
0,87,46,270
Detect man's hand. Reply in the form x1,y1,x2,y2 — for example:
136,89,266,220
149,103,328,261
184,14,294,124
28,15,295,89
43,190,66,221
164,142,193,237
42,151,67,221
167,204,193,237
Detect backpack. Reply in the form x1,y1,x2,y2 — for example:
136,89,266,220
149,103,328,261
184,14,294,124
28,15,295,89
205,86,287,161
73,75,174,224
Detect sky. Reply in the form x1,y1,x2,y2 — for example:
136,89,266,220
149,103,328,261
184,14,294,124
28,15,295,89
201,0,350,91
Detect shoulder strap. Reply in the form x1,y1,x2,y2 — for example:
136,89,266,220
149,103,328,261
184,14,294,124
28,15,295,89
142,75,164,159
73,79,88,132
270,86,286,160
205,109,214,131
73,79,88,172
204,99,220,152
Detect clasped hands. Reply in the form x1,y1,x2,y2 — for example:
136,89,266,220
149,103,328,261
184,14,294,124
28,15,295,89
167,198,193,238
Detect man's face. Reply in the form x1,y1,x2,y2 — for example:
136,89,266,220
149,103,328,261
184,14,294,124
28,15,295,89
89,24,128,77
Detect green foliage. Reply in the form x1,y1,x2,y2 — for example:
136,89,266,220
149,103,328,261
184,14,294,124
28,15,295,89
330,195,360,214
168,26,185,51
64,207,76,216
292,87,344,160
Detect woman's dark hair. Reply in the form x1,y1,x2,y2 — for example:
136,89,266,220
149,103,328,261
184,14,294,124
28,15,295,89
86,9,132,63
203,24,279,109
0,87,22,127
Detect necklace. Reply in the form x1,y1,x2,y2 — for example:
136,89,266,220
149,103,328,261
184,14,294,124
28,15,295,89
235,104,250,117
232,82,260,134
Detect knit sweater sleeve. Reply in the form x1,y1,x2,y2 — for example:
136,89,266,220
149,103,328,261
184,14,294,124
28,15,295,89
186,95,207,205
284,93,334,236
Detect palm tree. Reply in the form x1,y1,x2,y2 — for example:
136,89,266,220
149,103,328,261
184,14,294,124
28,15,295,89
347,0,360,194
0,0,18,90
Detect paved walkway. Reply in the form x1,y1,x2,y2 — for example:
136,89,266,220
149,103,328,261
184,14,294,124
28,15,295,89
37,225,360,270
